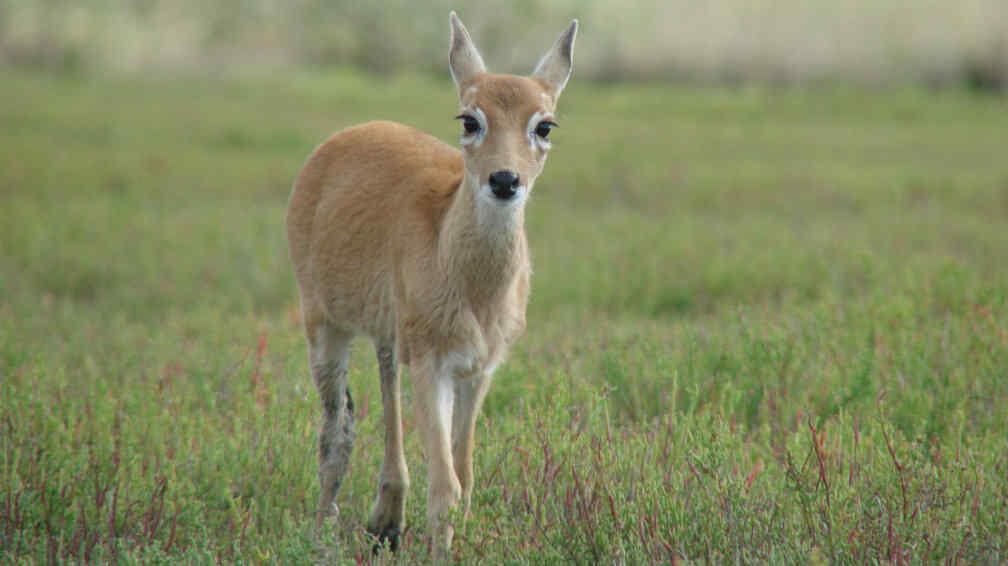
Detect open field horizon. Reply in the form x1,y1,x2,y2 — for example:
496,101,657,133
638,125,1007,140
2,1,1007,89
2,67,1007,562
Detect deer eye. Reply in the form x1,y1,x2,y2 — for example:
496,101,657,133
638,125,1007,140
535,120,557,139
456,114,481,135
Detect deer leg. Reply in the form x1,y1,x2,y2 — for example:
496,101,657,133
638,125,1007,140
366,341,410,552
451,373,492,519
308,322,355,528
413,354,462,560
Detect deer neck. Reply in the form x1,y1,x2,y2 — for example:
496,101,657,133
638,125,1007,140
439,172,527,301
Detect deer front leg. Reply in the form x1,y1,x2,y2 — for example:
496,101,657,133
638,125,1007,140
367,341,410,552
413,354,462,560
452,374,492,519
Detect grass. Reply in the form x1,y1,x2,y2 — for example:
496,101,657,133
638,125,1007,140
1,67,1007,563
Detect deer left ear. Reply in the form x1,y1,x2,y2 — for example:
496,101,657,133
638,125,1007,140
449,12,486,89
531,20,578,97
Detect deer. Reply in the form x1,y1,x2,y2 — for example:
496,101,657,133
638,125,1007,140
285,12,577,559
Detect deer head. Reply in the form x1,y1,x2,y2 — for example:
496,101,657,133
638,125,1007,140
448,12,578,208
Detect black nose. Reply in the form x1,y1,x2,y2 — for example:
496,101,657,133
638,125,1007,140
488,170,520,199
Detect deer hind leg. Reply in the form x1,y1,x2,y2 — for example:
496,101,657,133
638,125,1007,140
452,374,492,519
366,341,410,552
308,320,356,528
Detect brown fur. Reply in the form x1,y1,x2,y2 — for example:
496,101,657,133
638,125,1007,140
285,12,577,559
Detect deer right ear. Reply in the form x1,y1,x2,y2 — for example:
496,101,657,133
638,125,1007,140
449,12,486,89
531,20,578,97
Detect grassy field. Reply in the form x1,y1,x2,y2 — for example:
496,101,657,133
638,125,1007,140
1,68,1007,563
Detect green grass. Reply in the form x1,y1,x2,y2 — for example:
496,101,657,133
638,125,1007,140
2,68,1007,563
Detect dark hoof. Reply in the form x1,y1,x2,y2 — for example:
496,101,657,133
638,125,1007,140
370,526,400,554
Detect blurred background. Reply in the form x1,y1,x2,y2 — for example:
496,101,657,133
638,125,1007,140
3,1,1008,563
2,0,1007,89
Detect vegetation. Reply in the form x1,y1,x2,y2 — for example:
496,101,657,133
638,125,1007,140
2,68,1007,562
1,0,1006,89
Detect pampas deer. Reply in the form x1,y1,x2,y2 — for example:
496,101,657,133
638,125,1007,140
286,12,577,558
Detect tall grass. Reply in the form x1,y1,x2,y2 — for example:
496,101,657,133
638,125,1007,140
1,0,1006,88
2,68,1007,562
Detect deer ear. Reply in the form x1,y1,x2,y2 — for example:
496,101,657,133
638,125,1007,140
449,12,486,88
531,20,578,97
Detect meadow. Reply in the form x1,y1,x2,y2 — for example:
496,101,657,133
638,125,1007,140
1,68,1007,563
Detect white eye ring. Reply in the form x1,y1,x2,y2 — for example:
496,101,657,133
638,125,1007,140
460,106,488,147
526,111,554,151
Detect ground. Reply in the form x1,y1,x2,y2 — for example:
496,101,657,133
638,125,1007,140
1,68,1007,563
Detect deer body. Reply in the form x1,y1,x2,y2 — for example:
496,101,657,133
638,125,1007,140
289,120,528,353
286,13,576,558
